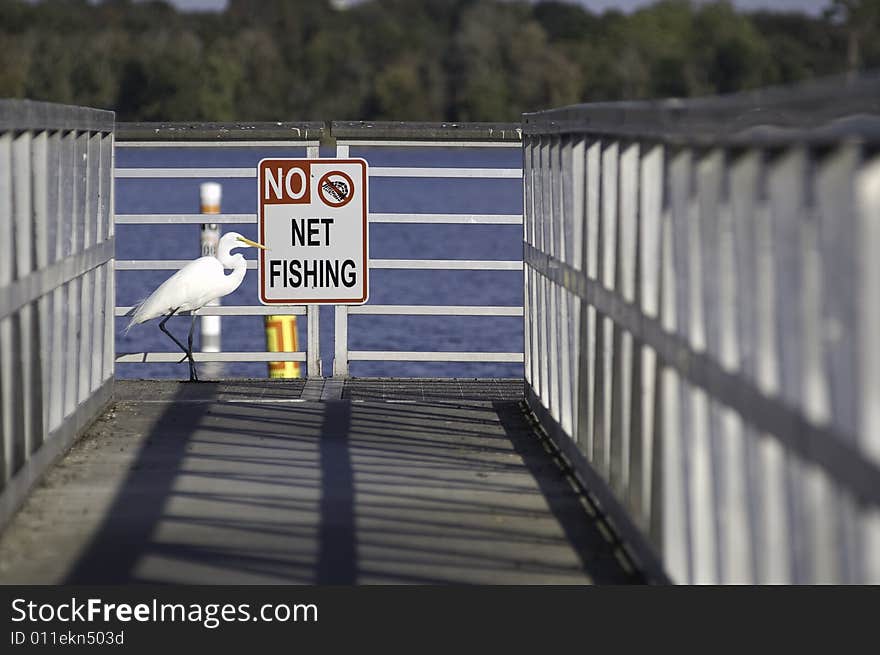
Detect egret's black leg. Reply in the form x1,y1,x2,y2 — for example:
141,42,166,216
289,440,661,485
159,308,188,353
158,308,192,380
187,312,199,382
171,313,199,381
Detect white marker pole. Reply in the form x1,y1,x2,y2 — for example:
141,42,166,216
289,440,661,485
200,182,222,355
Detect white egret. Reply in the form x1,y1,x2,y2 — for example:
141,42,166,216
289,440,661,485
126,231,267,381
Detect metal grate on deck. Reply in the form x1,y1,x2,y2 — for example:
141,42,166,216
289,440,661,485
342,378,523,402
113,378,523,403
114,379,307,403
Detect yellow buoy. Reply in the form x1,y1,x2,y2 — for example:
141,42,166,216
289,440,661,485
265,314,300,378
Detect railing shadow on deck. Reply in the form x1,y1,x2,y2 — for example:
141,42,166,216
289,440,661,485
315,400,356,584
61,384,638,584
63,383,218,583
493,401,644,584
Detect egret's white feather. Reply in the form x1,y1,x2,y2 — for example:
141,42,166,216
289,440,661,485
125,232,261,332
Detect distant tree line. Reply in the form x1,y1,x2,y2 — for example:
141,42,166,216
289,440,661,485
0,0,877,121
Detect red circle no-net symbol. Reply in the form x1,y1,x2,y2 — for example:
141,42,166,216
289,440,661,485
317,170,355,208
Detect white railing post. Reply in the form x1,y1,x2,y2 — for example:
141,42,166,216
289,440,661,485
333,142,351,378
334,305,349,378
199,182,223,359
856,153,880,583
0,132,13,486
307,304,321,378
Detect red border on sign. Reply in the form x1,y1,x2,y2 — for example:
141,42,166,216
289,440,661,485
257,158,369,305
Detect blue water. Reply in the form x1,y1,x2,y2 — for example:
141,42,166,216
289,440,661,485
115,145,524,379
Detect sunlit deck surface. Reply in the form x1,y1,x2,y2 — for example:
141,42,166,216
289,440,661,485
0,380,640,585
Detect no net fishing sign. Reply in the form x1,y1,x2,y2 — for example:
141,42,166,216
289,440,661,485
258,158,368,304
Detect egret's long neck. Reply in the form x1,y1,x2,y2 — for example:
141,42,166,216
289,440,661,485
217,240,239,269
216,243,248,296
224,258,247,296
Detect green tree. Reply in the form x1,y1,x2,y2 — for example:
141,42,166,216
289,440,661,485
825,0,880,73
26,33,76,104
0,33,33,98
0,0,867,120
691,1,774,93
752,10,845,84
450,1,579,120
227,29,289,120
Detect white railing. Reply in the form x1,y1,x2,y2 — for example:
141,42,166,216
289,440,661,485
523,73,880,584
113,122,525,378
113,123,324,375
331,124,523,376
0,100,115,529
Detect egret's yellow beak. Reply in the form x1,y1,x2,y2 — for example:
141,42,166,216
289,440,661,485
236,236,268,250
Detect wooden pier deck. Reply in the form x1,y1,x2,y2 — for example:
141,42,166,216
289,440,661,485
0,380,640,585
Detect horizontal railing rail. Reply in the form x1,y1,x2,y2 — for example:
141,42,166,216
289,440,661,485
523,72,880,146
114,259,523,270
0,99,115,530
116,167,522,178
114,213,524,225
114,121,524,377
116,122,327,142
114,305,308,316
523,73,880,584
115,352,306,363
331,121,522,143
